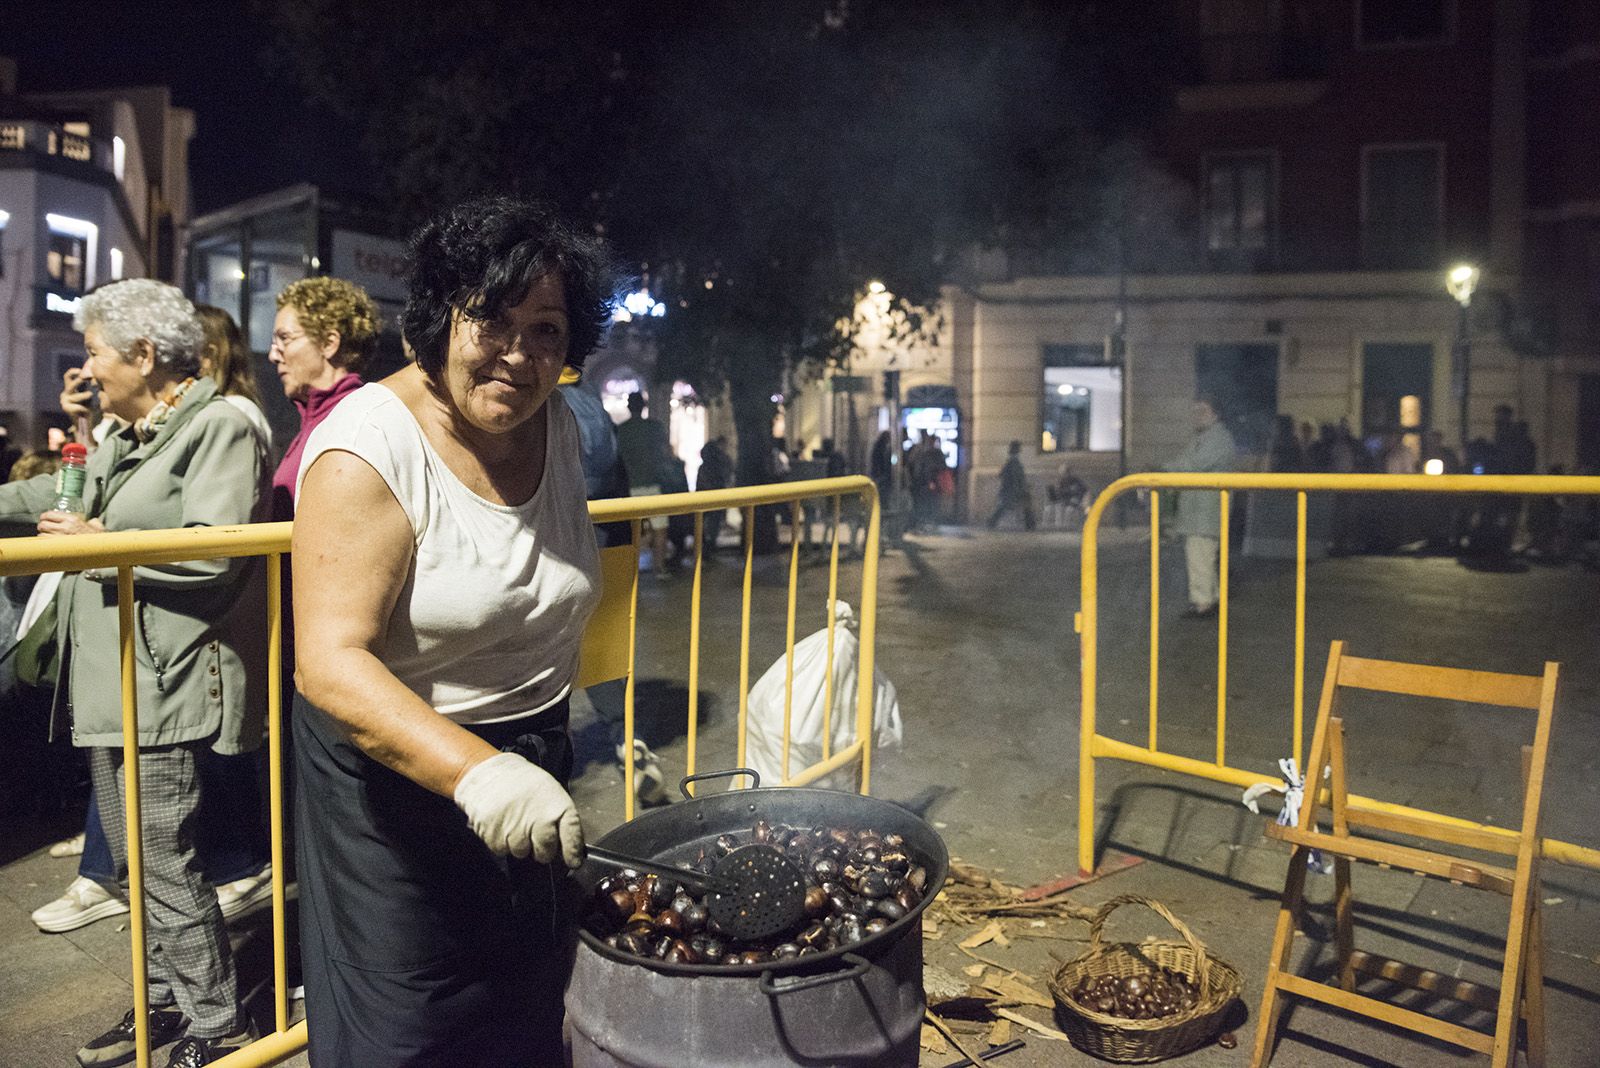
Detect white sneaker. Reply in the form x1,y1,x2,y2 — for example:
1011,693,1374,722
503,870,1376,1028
615,740,668,806
48,832,86,858
31,876,129,933
215,865,279,920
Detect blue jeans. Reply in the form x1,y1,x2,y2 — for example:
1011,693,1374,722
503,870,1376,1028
81,748,269,888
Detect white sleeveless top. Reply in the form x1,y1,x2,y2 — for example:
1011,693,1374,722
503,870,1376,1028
298,383,602,723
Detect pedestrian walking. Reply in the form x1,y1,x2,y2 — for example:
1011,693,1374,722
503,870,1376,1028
1164,395,1236,618
987,440,1036,530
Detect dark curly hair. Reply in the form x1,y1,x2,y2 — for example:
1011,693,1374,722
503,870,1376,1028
401,195,613,378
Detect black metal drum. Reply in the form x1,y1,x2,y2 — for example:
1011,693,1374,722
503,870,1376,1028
564,774,949,1068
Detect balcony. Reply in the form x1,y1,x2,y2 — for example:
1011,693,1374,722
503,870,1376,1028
0,119,115,176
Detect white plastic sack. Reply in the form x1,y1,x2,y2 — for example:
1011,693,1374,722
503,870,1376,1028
745,601,902,790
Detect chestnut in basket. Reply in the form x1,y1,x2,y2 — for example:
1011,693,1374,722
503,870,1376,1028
1070,968,1200,1020
588,821,929,967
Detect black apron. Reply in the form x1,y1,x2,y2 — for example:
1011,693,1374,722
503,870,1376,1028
293,691,577,1068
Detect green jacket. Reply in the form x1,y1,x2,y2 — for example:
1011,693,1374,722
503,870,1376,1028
1164,421,1237,538
0,378,270,752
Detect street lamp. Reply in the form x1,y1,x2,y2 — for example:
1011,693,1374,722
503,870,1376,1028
1446,263,1480,454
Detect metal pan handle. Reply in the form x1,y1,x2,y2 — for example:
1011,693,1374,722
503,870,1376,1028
679,767,761,798
758,952,870,997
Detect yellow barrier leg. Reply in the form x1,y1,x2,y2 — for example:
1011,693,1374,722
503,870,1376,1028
623,519,641,820
686,513,704,794
737,506,754,782
266,553,287,1033
821,496,841,762
1216,490,1229,768
1078,492,1104,875
1294,492,1307,769
117,566,151,1068
855,487,882,794
1148,492,1160,752
782,500,801,780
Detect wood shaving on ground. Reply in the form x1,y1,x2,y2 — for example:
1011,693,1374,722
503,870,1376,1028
933,857,1102,927
924,857,1108,1045
993,1007,1069,1041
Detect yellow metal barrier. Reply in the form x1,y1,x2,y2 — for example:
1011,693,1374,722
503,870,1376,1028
0,476,881,1068
1077,471,1600,878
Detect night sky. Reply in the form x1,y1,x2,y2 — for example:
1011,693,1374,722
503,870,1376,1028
5,0,370,215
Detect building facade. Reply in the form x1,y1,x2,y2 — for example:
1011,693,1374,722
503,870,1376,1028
796,0,1598,522
0,57,194,447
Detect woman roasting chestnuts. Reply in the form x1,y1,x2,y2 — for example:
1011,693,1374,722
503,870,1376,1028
290,196,608,1066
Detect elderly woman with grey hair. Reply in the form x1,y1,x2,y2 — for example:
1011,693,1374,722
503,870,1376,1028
0,278,266,1067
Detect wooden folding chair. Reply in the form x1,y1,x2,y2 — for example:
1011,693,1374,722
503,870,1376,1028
1252,640,1558,1068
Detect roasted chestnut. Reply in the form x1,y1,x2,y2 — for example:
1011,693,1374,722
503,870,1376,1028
588,819,929,967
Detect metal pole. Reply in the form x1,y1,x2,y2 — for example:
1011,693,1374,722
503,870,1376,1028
1457,300,1473,454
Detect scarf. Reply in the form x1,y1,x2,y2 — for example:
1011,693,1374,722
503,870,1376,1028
133,377,199,444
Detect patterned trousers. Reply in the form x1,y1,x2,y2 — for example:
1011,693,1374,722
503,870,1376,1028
91,744,243,1038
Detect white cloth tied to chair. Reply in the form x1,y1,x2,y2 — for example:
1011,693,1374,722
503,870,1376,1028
1243,758,1331,873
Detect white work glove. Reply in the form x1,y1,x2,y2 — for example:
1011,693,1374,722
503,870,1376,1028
453,752,585,868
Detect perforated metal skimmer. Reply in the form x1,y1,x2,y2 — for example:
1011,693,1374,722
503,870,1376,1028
582,842,809,942
706,845,809,941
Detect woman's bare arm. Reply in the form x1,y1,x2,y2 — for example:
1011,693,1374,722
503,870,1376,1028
292,449,499,798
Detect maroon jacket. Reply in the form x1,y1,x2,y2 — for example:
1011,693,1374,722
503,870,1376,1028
270,373,363,522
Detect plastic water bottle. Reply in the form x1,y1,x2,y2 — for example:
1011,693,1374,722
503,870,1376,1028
52,442,89,518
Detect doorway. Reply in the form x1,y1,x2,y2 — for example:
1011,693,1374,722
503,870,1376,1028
1361,343,1433,440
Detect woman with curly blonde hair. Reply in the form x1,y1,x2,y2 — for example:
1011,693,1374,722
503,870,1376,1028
268,276,379,520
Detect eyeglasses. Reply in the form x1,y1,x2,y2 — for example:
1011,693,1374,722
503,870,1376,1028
269,330,307,351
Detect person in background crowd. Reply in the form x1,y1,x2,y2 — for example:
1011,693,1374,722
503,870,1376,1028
614,390,673,572
987,440,1036,531
1045,462,1089,527
45,308,278,931
268,277,378,521
1164,395,1236,618
661,452,694,567
290,195,605,1066
0,424,19,482
0,451,62,821
1420,429,1462,552
196,305,271,446
908,432,947,532
869,430,895,509
697,435,734,551
0,279,266,1066
559,372,667,807
1267,414,1304,473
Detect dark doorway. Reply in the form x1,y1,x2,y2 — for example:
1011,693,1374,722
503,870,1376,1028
1196,342,1279,453
1579,374,1600,471
1361,343,1433,438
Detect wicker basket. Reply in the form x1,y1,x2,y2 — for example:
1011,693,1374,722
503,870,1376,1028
1048,895,1241,1063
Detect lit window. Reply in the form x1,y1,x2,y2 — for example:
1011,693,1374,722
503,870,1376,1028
45,213,99,294
109,247,123,280
113,135,126,181
1041,344,1122,453
0,209,8,279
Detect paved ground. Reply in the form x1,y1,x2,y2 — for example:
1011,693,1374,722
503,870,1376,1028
2,517,1598,1066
